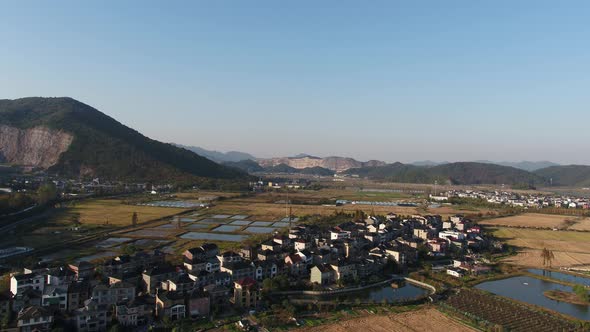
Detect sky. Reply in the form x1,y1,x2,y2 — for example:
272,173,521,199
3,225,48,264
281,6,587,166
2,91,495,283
1,1,589,164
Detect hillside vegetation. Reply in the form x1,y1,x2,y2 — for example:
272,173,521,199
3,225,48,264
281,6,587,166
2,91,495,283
345,162,548,186
0,97,246,185
535,165,590,187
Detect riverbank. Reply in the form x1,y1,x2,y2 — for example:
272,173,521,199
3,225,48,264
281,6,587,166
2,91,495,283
544,290,590,306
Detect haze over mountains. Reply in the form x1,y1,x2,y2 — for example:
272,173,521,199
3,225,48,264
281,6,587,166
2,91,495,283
1,96,589,188
179,148,589,187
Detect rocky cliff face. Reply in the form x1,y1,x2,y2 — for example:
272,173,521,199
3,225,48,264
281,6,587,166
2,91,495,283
0,125,73,168
257,156,386,172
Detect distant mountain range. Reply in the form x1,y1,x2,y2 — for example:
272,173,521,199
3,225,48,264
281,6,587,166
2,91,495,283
175,144,256,163
534,165,590,187
196,150,590,187
0,97,246,184
257,155,386,173
411,160,560,172
345,162,547,186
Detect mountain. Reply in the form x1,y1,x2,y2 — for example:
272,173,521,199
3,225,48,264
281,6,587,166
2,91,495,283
264,163,299,173
263,163,334,176
411,160,559,171
410,160,449,167
0,97,246,183
175,144,256,163
475,160,560,172
223,159,265,173
257,155,386,172
345,162,547,186
535,165,590,187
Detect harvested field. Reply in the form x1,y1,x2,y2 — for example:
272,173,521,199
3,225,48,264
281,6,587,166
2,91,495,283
479,213,590,230
298,308,474,332
57,199,188,226
491,227,590,268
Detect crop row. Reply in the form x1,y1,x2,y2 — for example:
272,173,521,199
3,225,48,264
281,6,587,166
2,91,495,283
442,289,580,332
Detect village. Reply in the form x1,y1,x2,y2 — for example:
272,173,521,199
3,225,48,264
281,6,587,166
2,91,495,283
1,210,495,331
432,189,590,209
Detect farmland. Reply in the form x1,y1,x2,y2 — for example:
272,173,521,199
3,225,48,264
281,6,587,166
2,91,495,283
55,199,188,226
489,226,590,268
296,307,475,332
479,213,590,230
441,289,580,332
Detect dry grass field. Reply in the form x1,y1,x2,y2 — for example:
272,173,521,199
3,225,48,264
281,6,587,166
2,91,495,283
298,308,475,332
56,199,188,226
479,213,590,229
491,227,590,268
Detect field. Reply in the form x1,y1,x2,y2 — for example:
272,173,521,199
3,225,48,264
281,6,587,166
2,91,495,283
490,226,590,268
55,199,188,226
442,289,579,331
479,213,590,230
297,308,475,332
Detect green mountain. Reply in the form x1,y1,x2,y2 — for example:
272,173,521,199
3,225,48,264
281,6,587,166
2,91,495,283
0,97,246,184
223,159,265,173
535,165,590,187
346,162,547,186
175,144,256,163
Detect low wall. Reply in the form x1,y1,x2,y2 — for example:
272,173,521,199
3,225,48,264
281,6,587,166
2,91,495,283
272,277,401,296
272,276,436,298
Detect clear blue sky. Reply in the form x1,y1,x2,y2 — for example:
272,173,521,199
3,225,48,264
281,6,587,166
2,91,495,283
1,1,589,164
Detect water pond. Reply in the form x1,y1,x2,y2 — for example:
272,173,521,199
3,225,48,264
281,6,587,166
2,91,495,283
180,232,248,242
476,275,590,320
528,269,590,287
290,282,429,303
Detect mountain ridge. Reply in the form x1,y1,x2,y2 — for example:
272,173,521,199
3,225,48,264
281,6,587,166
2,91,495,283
0,97,246,184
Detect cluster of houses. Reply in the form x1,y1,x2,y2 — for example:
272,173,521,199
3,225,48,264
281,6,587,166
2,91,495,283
1,213,493,331
432,190,590,209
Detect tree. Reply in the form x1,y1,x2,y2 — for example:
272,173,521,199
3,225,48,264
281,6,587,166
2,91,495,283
1,314,10,329
36,183,57,205
71,213,82,227
131,212,138,227
573,284,589,302
540,247,555,267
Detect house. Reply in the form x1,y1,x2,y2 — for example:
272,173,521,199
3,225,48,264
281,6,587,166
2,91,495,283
203,284,230,309
232,278,261,309
46,267,76,286
68,261,95,280
155,291,186,320
217,251,242,266
253,261,277,281
240,246,258,260
163,274,195,293
220,261,255,281
91,282,135,306
41,285,68,311
187,289,210,318
310,265,335,286
142,266,177,294
12,288,42,314
446,268,465,278
115,294,154,327
294,239,310,251
73,299,108,332
108,282,136,304
17,306,53,332
330,260,357,282
68,281,90,312
10,273,45,296
284,254,306,276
